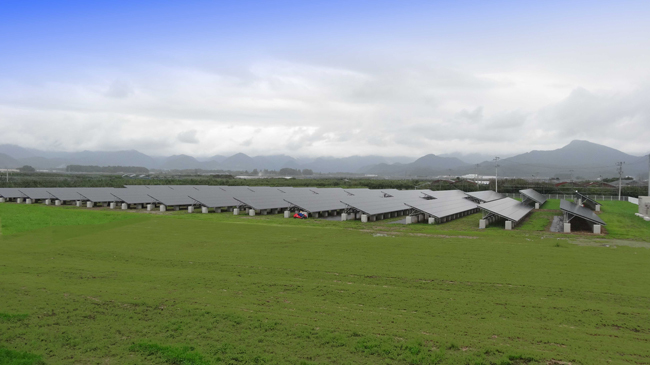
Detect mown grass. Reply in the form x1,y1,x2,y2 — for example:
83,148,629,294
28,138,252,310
0,347,44,365
0,203,137,236
599,201,650,240
0,200,649,364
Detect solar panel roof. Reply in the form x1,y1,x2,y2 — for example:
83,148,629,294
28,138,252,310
340,196,408,215
46,188,84,201
466,190,505,203
478,197,533,223
283,195,347,213
519,189,547,205
18,188,53,200
0,188,27,198
560,199,606,225
405,197,478,219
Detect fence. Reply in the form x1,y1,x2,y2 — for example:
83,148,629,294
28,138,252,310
502,193,631,202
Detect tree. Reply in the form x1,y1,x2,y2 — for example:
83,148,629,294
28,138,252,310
18,165,36,173
302,169,314,176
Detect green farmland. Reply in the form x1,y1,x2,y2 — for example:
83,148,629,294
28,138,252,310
1,201,649,364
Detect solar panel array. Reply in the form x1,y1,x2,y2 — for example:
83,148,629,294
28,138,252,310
405,197,479,219
466,190,505,203
519,189,547,205
560,199,606,225
478,197,534,223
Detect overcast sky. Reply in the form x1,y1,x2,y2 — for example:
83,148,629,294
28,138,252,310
1,0,650,158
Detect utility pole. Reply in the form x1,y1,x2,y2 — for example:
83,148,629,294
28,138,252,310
569,169,574,183
616,161,625,201
494,157,500,193
647,154,650,196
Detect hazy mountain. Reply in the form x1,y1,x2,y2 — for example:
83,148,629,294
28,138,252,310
467,140,646,179
220,153,259,171
252,155,298,171
364,154,469,176
161,155,203,170
0,153,20,168
0,144,38,159
0,140,645,177
304,155,411,174
440,152,509,165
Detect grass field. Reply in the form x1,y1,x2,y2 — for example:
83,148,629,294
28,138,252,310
1,201,649,364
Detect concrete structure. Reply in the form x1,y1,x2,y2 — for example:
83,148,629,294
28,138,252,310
147,204,153,211
284,210,291,218
25,199,32,204
45,199,51,205
405,216,413,224
86,201,93,208
639,196,650,216
233,208,239,215
361,214,368,223
535,203,540,209
110,202,116,209
75,201,82,207
0,198,5,203
593,224,602,234
505,221,513,230
122,203,128,210
160,205,167,212
479,219,487,229
595,204,601,212
341,213,348,221
202,207,209,214
249,209,255,216
55,200,62,206
564,223,571,233
188,206,194,213
174,206,180,211
428,217,435,224
17,198,23,204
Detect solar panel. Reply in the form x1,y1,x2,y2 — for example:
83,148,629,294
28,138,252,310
405,197,478,219
0,188,27,198
46,188,85,201
147,191,197,206
466,190,505,203
422,190,469,200
233,194,289,210
479,197,533,223
111,189,157,204
574,191,600,210
18,188,53,200
283,195,347,213
76,188,119,202
560,199,606,225
188,191,240,208
519,189,547,205
340,196,408,215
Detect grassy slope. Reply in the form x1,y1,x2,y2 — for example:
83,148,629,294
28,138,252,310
0,201,649,364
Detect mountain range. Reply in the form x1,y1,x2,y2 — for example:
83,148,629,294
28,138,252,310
0,140,647,179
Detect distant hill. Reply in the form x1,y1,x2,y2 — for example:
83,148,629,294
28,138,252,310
161,155,204,170
0,140,644,177
364,154,469,176
0,153,20,168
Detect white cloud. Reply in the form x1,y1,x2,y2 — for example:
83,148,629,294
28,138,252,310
0,59,649,158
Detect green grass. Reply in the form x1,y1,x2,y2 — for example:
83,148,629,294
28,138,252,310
0,347,44,365
0,201,649,364
0,203,138,236
599,201,650,240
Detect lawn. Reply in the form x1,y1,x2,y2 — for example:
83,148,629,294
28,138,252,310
0,201,649,364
